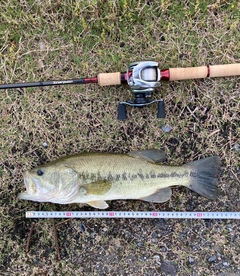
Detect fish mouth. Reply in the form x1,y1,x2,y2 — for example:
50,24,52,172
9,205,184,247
19,171,43,200
21,171,41,195
18,171,31,200
23,171,30,192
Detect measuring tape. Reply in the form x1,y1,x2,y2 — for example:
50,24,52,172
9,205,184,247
26,211,240,219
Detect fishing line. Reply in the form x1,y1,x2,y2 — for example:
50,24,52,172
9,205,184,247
26,211,240,219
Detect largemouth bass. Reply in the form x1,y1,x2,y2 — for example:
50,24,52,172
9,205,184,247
19,150,221,209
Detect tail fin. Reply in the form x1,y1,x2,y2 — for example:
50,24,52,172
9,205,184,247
185,156,221,199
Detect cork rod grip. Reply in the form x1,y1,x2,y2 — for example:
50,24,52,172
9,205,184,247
169,64,240,81
98,72,121,86
209,64,240,77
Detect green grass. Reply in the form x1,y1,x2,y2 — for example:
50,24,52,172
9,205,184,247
0,0,240,275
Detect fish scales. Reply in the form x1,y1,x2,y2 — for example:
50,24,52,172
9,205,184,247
64,153,190,184
62,154,191,199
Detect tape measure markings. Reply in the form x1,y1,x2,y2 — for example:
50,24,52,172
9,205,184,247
26,211,240,219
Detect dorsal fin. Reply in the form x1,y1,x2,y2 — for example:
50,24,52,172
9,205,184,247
128,149,166,163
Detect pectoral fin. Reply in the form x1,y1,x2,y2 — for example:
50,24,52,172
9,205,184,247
140,187,172,203
87,200,109,209
128,149,166,163
83,180,112,195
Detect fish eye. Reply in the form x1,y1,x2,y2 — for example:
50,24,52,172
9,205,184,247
37,169,44,176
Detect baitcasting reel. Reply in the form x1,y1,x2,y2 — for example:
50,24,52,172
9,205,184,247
117,61,165,120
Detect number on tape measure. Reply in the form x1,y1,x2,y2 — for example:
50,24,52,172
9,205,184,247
25,211,240,219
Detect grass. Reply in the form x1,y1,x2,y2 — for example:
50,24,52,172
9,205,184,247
0,0,240,275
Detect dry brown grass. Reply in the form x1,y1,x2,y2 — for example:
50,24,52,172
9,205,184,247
0,0,239,275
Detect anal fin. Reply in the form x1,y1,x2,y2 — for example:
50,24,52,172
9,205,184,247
140,187,172,203
87,200,109,209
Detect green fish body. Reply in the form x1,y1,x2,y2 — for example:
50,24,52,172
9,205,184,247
19,150,221,209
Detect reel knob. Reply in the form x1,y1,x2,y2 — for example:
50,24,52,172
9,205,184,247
157,100,166,118
117,104,127,120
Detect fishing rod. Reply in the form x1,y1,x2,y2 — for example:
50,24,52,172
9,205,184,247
1,61,240,120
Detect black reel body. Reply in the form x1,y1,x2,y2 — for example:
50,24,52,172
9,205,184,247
118,61,165,120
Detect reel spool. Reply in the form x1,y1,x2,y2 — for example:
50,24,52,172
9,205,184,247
118,61,165,120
